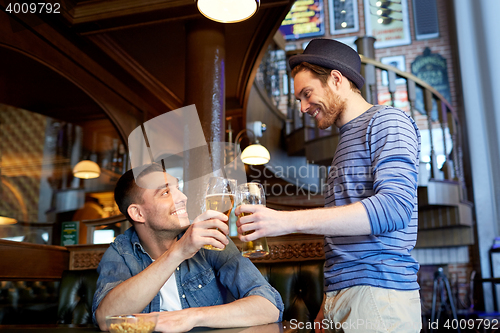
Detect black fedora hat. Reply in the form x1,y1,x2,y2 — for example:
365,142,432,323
289,39,365,89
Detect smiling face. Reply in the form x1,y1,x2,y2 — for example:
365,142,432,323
134,171,190,233
294,69,347,129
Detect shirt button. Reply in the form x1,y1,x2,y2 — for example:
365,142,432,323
176,267,179,271
198,284,202,289
182,294,186,298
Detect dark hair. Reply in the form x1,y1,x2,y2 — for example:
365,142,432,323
291,62,361,94
114,163,164,224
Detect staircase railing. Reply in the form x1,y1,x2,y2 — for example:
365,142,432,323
359,56,466,201
255,46,468,203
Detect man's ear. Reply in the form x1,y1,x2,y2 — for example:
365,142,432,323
329,70,343,88
128,204,146,224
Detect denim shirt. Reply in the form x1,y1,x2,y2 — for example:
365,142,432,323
92,227,283,325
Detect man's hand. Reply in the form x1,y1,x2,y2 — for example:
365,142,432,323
170,210,229,260
155,309,198,333
234,205,293,242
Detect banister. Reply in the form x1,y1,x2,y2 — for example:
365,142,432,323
360,55,455,115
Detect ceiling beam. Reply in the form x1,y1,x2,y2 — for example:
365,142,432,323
61,0,292,34
88,33,183,113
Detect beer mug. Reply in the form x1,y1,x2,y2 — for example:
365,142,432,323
236,182,269,258
203,177,236,250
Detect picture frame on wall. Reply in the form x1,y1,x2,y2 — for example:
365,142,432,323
279,0,326,40
381,55,406,86
364,0,411,48
329,0,359,35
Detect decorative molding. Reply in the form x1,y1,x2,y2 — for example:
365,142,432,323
67,244,110,270
70,251,105,270
232,234,325,263
265,241,324,261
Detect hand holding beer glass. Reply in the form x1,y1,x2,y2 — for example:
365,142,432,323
236,183,270,258
203,177,236,251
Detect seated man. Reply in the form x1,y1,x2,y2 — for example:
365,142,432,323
92,163,283,332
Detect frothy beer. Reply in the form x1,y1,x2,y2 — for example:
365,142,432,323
206,194,235,219
203,193,234,251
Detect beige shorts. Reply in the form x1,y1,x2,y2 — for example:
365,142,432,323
323,285,422,333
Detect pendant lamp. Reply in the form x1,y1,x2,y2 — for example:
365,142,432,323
197,0,260,23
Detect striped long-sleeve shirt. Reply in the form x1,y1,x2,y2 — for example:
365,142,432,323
324,105,421,292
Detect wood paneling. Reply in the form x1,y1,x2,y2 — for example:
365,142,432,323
0,240,69,280
416,227,474,248
305,134,341,166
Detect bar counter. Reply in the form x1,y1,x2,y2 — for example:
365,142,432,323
0,321,296,333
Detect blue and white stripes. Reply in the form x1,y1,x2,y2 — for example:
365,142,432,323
324,105,421,292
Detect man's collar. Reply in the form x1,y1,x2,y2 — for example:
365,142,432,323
129,227,186,257
128,227,148,256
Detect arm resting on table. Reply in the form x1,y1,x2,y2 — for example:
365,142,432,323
156,295,279,333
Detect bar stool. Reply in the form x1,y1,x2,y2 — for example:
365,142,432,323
431,267,460,332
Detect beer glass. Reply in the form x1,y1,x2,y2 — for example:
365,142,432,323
236,182,269,258
203,177,236,251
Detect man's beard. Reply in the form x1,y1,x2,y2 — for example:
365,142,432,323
317,88,347,129
144,205,188,235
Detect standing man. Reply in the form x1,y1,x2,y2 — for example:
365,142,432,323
236,39,421,332
93,163,283,332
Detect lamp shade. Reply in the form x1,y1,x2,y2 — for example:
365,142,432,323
197,0,259,23
240,143,270,165
73,160,101,179
0,216,17,225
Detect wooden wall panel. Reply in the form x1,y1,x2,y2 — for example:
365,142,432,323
0,240,69,280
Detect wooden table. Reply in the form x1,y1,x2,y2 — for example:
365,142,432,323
0,322,295,333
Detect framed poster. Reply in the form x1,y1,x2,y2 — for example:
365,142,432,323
61,221,79,246
364,0,411,48
329,0,359,35
381,55,406,86
279,0,325,40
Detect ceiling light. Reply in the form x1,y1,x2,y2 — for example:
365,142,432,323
240,143,270,165
73,160,101,179
229,120,270,165
0,216,17,225
197,0,260,23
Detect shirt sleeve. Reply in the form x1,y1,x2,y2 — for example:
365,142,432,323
91,244,134,326
361,109,420,235
205,239,284,322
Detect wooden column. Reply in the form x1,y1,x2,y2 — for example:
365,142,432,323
355,36,377,104
185,19,226,146
184,20,226,216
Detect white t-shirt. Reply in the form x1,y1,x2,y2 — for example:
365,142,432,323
158,269,182,311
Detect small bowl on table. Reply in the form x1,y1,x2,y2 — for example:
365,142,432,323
105,313,158,333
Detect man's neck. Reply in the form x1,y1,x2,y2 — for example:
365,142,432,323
136,227,178,260
336,92,373,128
